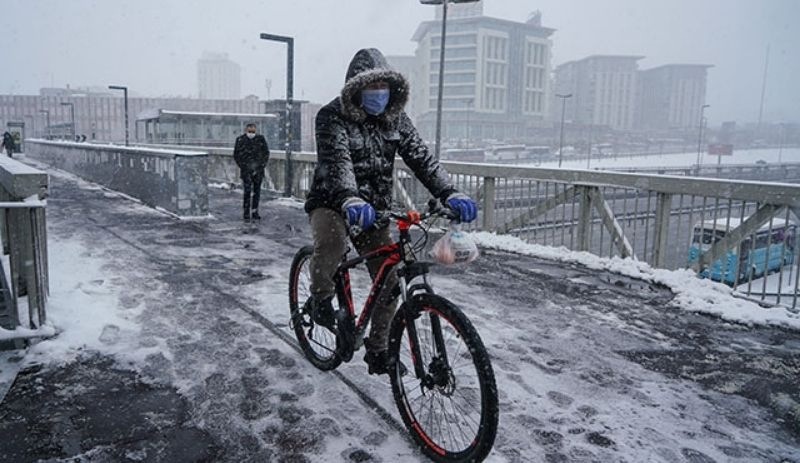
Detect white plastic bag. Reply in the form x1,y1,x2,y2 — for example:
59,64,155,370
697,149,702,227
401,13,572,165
430,223,480,265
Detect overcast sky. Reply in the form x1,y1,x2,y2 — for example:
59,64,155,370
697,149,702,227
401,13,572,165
4,0,799,124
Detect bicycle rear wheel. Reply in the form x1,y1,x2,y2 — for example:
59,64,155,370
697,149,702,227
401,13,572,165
289,246,341,371
388,294,498,462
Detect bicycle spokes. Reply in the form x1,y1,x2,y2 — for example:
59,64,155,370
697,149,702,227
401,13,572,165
289,247,340,369
396,308,486,456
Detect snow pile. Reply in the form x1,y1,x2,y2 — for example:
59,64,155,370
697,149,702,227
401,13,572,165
208,182,232,190
471,231,800,331
269,197,305,209
24,234,150,366
0,325,57,342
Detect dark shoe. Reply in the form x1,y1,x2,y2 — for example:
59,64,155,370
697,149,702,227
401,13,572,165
364,350,407,376
301,296,336,331
243,210,251,222
251,210,261,220
335,309,356,362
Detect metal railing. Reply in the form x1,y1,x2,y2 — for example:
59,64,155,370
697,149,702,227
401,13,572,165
0,157,49,349
288,157,800,311
139,142,800,311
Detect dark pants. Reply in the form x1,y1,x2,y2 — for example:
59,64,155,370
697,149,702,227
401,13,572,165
242,168,265,212
309,208,398,353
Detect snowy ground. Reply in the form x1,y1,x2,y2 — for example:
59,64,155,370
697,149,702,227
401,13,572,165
734,265,800,306
530,147,800,170
1,162,799,462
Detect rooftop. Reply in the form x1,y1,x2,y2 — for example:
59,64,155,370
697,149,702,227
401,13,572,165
412,14,555,42
641,63,715,72
136,109,278,121
557,55,646,68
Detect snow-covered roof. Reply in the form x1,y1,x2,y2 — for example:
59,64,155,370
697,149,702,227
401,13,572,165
136,109,278,121
694,217,795,232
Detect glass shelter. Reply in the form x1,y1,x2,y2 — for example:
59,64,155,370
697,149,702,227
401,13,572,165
135,109,279,147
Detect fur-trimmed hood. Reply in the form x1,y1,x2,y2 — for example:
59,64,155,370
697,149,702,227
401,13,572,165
339,48,409,125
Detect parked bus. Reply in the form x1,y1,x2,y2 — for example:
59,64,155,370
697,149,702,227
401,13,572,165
688,218,796,285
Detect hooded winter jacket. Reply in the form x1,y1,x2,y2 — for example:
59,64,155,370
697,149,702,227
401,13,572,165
305,48,456,214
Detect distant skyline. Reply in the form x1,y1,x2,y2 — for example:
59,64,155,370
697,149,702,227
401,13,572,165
4,0,799,124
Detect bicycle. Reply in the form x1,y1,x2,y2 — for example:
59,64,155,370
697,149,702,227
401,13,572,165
288,200,499,462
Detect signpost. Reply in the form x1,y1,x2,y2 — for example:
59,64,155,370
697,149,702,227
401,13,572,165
708,143,734,165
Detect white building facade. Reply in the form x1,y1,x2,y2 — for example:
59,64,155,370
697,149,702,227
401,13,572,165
198,52,242,100
555,55,642,131
410,7,554,144
638,64,712,131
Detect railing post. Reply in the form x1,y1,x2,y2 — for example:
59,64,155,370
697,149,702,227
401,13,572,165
652,192,673,268
482,176,495,231
8,208,27,299
577,185,592,252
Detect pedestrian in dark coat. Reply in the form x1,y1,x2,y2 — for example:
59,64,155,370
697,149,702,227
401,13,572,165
233,123,270,221
1,132,15,157
302,48,478,375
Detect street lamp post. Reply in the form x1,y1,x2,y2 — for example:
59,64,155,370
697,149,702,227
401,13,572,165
108,85,129,146
555,93,572,168
260,32,294,197
696,104,710,169
39,109,50,139
420,0,481,159
466,98,473,149
778,123,785,164
60,102,75,140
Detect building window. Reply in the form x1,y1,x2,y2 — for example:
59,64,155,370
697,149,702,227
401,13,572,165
523,39,546,115
481,34,508,112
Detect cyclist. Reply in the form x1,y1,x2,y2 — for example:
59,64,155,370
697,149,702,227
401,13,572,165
303,48,477,375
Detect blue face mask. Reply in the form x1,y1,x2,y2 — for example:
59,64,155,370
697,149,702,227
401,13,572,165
361,88,390,116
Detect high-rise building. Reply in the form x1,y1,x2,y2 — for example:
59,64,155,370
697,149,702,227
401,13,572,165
197,52,241,100
386,55,422,121
411,9,554,143
555,55,643,131
638,64,712,131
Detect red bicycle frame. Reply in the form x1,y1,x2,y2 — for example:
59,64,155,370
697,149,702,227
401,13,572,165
334,213,421,340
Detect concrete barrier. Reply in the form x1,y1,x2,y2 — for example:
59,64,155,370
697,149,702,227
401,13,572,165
133,142,318,195
0,156,49,348
26,140,208,216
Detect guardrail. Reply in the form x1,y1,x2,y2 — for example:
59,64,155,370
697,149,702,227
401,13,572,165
135,142,318,198
284,155,800,311
0,157,49,349
137,142,800,311
26,140,208,216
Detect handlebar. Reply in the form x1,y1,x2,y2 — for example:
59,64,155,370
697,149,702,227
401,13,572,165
348,199,459,237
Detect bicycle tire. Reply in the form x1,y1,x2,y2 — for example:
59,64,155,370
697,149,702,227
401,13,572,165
289,245,341,371
388,293,499,462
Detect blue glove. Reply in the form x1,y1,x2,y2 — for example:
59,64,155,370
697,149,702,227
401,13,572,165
446,192,477,223
342,197,376,229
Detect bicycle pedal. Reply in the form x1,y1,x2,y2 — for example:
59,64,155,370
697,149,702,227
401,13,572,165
289,309,308,330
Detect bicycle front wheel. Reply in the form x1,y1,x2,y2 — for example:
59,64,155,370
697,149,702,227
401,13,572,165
388,294,498,462
289,245,341,371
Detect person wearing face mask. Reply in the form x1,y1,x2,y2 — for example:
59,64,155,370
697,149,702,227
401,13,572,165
303,48,478,375
233,122,270,221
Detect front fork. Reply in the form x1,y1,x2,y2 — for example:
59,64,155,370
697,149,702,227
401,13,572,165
398,271,451,385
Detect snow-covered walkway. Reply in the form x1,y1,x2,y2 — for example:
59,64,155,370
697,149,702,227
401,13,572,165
1,163,798,462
